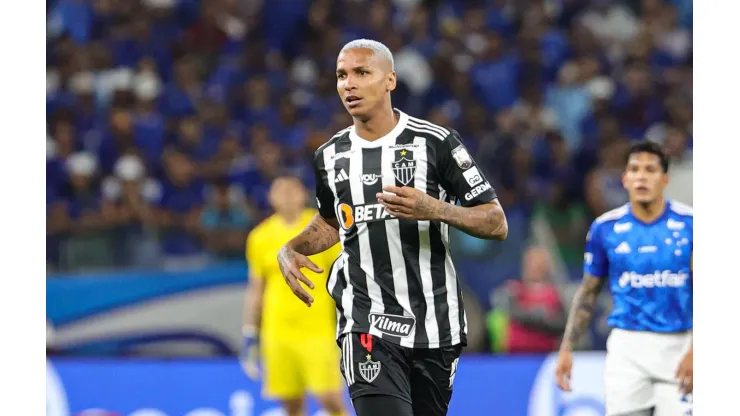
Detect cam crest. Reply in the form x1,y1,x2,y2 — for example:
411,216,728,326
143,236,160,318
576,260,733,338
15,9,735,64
358,354,381,383
392,151,416,185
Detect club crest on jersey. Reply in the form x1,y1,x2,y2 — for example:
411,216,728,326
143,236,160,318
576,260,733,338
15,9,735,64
358,354,381,383
451,145,472,169
392,153,416,185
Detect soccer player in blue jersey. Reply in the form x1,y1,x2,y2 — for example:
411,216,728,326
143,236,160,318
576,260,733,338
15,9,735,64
555,141,693,416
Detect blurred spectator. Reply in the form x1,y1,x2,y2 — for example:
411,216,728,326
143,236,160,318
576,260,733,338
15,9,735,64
47,114,78,193
199,128,246,180
661,124,693,206
476,109,531,209
512,80,558,142
52,152,118,270
652,4,691,62
174,114,218,164
469,31,519,112
160,55,202,118
585,135,630,216
578,0,639,61
273,98,309,162
488,246,565,354
532,133,589,265
546,61,591,150
230,140,284,217
612,61,664,140
154,150,208,270
101,154,162,267
200,178,252,260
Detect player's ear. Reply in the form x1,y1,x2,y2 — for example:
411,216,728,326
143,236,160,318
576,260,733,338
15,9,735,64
661,171,669,187
386,71,397,92
621,171,628,190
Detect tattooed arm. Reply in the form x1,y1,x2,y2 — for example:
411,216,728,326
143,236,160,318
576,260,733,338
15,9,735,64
554,273,605,391
285,214,340,256
556,218,608,392
277,214,339,307
377,186,508,240
438,200,508,240
560,273,606,351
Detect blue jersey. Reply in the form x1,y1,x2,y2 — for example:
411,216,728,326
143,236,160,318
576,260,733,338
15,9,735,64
584,200,693,333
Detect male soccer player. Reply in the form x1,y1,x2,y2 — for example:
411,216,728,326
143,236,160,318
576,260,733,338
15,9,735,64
242,175,349,416
555,141,693,416
276,39,508,416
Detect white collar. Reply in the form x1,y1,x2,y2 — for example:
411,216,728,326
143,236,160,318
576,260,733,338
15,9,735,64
348,109,408,148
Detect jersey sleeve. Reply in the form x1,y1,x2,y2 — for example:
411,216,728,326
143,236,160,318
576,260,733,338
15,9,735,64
436,130,497,207
313,153,335,219
584,221,608,278
245,229,263,281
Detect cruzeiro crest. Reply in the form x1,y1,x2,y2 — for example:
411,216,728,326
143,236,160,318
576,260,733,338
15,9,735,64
358,354,381,383
392,150,416,185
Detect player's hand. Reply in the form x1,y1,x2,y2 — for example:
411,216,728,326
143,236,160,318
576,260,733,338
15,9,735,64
377,186,445,221
676,348,693,394
239,328,261,381
554,350,574,392
277,246,322,307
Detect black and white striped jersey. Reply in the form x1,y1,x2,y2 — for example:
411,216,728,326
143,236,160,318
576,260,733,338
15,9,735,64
313,109,497,349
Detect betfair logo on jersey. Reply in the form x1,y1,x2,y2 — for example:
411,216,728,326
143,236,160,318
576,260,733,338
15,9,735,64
336,203,394,230
369,313,416,337
618,271,689,288
464,182,491,201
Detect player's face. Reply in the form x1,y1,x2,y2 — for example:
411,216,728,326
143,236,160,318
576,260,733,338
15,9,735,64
622,152,668,204
336,48,396,120
269,177,307,214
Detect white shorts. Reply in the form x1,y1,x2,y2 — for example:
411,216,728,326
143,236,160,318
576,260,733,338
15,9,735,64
605,328,692,416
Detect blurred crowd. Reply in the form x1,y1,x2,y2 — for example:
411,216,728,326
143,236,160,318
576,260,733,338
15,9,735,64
46,0,693,317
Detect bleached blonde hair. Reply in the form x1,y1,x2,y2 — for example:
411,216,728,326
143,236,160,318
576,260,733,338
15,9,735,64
339,39,394,71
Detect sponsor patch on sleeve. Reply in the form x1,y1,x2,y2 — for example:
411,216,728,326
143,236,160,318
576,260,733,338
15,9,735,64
462,167,483,187
451,145,473,169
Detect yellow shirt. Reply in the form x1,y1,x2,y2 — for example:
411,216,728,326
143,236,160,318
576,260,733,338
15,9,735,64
246,209,340,341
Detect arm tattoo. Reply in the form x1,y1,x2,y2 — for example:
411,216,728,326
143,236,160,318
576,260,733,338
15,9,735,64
440,201,508,240
561,274,605,351
416,196,448,223
288,215,340,256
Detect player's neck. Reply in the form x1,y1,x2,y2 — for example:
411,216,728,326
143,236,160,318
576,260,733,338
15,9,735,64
352,105,398,141
630,198,667,223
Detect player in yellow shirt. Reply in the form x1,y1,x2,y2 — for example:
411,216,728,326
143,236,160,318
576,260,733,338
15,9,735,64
241,174,348,416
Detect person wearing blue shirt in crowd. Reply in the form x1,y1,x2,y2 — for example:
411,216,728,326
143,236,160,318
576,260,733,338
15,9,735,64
469,32,519,111
229,140,284,217
154,149,208,270
53,152,119,270
556,141,693,416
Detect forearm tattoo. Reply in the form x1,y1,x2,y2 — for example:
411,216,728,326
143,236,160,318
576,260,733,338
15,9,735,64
290,216,340,256
415,196,448,222
441,203,507,239
561,274,605,351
